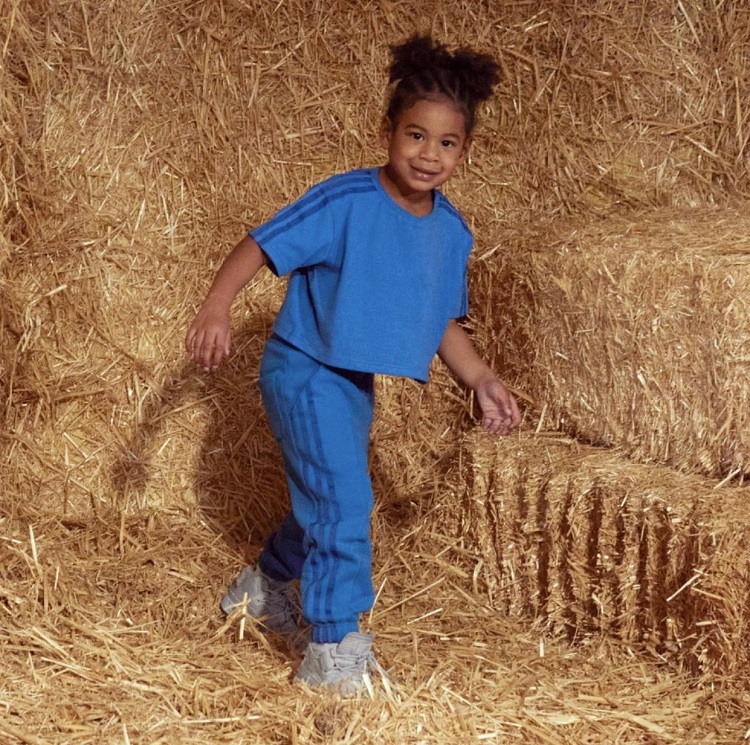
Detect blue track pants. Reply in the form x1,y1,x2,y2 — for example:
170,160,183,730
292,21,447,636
256,335,375,643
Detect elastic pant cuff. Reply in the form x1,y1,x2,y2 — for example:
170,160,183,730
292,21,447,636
311,619,360,644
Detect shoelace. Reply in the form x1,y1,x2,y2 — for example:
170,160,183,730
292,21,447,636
262,583,298,618
334,649,392,698
333,648,379,674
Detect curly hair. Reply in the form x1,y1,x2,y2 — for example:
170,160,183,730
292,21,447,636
385,34,500,135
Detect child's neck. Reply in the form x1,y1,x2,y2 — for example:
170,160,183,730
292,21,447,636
377,167,434,217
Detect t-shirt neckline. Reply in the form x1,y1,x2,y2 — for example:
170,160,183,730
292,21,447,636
372,167,440,222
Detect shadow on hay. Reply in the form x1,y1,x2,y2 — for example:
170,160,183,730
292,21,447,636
109,316,277,553
109,317,408,564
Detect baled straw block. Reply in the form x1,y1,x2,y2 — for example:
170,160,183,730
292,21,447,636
458,430,750,682
483,205,750,478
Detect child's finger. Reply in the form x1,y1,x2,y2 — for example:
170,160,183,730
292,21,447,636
209,340,227,370
507,394,521,428
200,331,231,371
192,330,214,369
483,406,517,435
203,338,222,371
189,329,206,364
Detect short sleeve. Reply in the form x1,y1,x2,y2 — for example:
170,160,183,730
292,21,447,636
250,183,336,277
453,263,469,319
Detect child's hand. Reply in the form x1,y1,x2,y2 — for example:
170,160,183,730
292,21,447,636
186,303,232,372
474,376,521,435
184,235,268,372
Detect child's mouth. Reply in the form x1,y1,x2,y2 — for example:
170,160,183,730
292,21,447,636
411,166,439,181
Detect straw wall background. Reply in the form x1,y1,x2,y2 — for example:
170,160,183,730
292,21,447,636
2,0,750,742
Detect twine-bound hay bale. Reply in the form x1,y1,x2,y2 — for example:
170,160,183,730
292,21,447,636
454,429,750,684
477,204,750,478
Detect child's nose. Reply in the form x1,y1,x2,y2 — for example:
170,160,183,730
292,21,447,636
420,139,439,160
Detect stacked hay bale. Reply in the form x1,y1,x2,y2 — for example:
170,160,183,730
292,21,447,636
478,206,750,477
451,431,750,684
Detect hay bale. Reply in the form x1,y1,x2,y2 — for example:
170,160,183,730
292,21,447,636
476,204,750,478
455,429,750,683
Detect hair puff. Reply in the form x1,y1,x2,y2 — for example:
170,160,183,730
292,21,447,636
385,34,500,134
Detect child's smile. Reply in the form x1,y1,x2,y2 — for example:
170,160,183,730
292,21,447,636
379,98,470,216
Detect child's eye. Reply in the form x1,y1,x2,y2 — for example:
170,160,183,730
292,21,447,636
410,132,424,141
442,140,456,148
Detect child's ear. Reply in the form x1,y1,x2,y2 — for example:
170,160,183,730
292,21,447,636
379,117,393,148
458,137,472,164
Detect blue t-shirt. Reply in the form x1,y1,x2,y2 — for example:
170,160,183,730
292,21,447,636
250,168,472,383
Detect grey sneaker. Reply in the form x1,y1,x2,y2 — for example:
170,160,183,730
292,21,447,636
295,632,385,696
220,566,303,641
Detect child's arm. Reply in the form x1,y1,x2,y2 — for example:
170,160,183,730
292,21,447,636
437,319,521,435
186,235,267,371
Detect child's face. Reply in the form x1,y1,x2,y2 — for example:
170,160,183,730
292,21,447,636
379,97,470,212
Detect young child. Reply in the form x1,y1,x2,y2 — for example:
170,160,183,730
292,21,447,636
186,34,521,694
